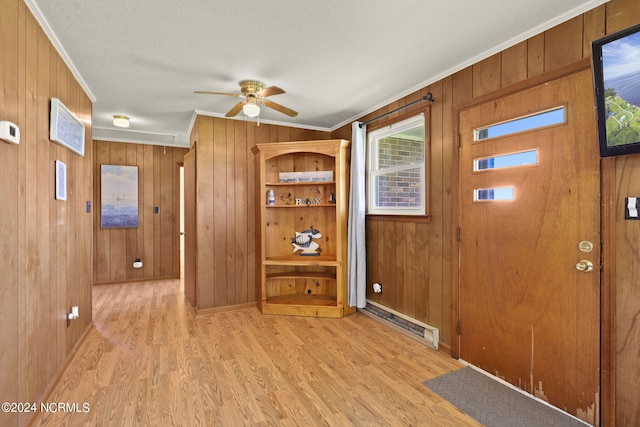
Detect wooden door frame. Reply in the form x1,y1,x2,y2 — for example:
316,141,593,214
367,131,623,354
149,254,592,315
175,161,184,279
450,57,614,425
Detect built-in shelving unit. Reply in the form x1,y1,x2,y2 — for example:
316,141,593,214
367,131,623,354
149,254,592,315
252,139,355,318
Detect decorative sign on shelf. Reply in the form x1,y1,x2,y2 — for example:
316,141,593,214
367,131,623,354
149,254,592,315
291,228,322,256
295,198,322,206
50,98,85,156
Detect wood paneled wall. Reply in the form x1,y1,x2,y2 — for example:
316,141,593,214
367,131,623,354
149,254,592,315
332,0,640,424
93,141,187,284
190,116,329,312
0,1,93,426
332,0,610,350
613,155,640,426
604,3,640,427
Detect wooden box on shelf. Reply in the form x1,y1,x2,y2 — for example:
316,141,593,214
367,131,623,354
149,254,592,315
252,139,355,318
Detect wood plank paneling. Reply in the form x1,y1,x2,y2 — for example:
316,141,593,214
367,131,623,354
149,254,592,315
159,145,175,277
184,150,197,307
126,144,140,280
402,222,416,318
614,155,640,427
152,146,161,277
15,3,29,422
225,120,236,305
328,2,640,424
428,81,446,342
440,75,454,349
234,120,248,304
246,122,257,303
22,2,41,414
327,1,640,386
473,53,502,97
191,116,330,311
580,2,640,424
527,34,545,77
196,117,215,308
93,142,110,283
37,23,53,395
544,16,584,71
501,41,528,86
1,1,93,425
605,0,640,34
583,6,605,56
92,141,187,284
142,144,154,277
0,2,20,426
213,117,228,307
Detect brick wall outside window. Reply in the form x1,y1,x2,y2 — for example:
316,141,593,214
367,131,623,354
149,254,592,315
375,137,423,208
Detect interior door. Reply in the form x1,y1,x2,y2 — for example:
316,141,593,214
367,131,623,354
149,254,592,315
457,68,600,424
183,149,197,307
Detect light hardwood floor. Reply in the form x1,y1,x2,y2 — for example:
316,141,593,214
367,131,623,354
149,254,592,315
31,279,480,426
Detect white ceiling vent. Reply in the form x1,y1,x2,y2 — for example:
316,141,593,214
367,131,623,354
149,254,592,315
93,127,179,147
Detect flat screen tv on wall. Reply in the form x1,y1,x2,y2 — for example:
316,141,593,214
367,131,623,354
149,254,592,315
592,22,640,158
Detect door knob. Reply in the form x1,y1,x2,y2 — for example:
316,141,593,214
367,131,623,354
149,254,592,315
576,260,593,272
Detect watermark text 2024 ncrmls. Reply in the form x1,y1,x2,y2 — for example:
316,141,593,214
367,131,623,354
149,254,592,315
40,402,90,413
2,402,90,413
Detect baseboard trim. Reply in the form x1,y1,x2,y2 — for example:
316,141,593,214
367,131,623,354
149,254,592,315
93,275,178,286
196,302,257,316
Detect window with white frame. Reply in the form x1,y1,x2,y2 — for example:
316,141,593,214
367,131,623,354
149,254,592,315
367,114,426,216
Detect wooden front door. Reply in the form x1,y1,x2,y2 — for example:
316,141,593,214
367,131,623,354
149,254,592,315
457,67,600,424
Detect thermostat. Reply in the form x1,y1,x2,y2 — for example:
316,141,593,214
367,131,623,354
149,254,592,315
0,121,20,144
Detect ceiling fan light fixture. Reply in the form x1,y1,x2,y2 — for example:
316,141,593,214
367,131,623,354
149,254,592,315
242,102,260,118
195,80,297,118
113,115,130,128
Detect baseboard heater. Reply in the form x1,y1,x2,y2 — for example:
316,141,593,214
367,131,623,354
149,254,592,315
362,299,439,350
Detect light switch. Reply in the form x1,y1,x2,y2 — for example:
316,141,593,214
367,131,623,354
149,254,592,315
625,197,640,220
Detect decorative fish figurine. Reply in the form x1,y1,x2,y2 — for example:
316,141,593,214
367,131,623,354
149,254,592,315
291,229,322,255
292,229,322,244
292,240,320,254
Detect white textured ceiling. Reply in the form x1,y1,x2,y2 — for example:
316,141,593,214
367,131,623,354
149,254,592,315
28,0,608,147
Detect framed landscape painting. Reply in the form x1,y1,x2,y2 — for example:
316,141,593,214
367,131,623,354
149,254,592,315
592,22,640,157
100,165,139,228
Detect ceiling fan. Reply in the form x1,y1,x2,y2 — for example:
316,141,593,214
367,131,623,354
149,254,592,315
195,80,298,118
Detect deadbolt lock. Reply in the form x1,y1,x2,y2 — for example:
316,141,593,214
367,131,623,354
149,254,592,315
578,241,594,253
576,260,594,272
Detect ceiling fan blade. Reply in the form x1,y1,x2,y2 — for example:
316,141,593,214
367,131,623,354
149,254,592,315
225,101,245,117
194,91,243,97
263,99,298,117
257,86,285,97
